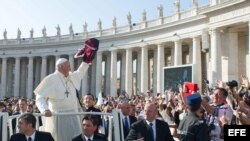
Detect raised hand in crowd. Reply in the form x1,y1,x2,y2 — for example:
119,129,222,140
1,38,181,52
216,80,224,88
235,111,250,125
240,75,249,89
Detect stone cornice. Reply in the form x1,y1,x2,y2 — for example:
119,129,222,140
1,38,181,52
199,0,246,14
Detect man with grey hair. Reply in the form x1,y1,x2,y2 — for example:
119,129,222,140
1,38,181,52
118,96,137,139
34,57,92,141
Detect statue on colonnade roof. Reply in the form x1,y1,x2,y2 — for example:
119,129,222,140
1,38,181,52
157,4,163,17
127,12,132,25
83,22,88,33
142,9,147,22
69,23,74,36
17,28,21,39
174,0,180,13
56,24,61,36
112,16,117,28
30,28,34,38
42,26,47,37
3,29,7,39
192,0,198,8
98,19,102,31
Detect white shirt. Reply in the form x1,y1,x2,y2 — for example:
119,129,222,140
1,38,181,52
122,114,131,129
26,131,36,141
84,134,94,141
146,120,156,141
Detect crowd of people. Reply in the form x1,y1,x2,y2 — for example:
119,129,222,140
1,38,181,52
1,75,250,141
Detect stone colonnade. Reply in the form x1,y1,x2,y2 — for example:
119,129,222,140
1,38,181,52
0,25,249,99
0,36,203,99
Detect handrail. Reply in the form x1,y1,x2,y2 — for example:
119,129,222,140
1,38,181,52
0,112,8,141
1,110,122,141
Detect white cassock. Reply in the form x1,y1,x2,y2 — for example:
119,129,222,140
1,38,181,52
34,62,89,141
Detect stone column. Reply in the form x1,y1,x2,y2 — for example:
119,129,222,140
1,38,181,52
125,48,133,96
210,28,222,85
48,57,54,74
105,54,111,96
192,37,202,88
110,50,117,97
136,52,141,94
189,45,193,64
20,60,27,98
41,56,47,79
27,56,34,99
34,59,41,88
153,49,157,94
7,60,14,97
141,46,148,93
14,57,21,97
171,47,174,65
121,52,126,91
55,55,60,61
69,54,74,71
157,43,164,93
95,52,102,95
1,58,7,98
228,28,238,81
174,40,182,66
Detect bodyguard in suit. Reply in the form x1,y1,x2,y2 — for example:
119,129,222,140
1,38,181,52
102,102,113,139
72,115,107,141
9,113,54,141
12,98,28,133
118,96,137,139
126,102,174,141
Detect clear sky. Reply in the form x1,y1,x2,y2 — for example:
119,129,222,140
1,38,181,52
0,0,209,39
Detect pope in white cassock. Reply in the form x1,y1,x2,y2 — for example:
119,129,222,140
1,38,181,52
34,58,89,141
34,38,99,141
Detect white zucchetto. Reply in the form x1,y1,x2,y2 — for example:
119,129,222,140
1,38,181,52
56,58,68,67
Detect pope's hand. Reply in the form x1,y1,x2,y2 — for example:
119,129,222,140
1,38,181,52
44,109,52,117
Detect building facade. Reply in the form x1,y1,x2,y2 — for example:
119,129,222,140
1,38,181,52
0,0,250,99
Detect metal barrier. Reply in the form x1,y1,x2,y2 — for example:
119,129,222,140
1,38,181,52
1,109,124,141
0,112,8,141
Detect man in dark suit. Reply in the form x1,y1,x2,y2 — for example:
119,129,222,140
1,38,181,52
72,115,107,141
9,113,54,141
118,96,137,139
126,102,174,141
12,98,28,133
102,101,113,139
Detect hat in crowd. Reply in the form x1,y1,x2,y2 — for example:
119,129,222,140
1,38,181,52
186,93,202,110
56,58,68,67
226,80,238,88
